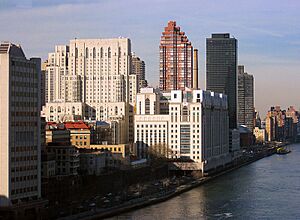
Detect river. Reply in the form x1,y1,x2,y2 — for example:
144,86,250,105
109,143,300,219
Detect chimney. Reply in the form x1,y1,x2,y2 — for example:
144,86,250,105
193,49,199,89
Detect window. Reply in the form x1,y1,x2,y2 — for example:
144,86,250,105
145,98,150,115
108,47,111,58
93,47,96,58
86,48,89,58
75,48,78,58
182,106,189,122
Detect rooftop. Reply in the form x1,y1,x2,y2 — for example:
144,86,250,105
64,121,89,130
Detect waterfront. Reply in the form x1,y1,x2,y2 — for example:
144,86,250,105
110,144,300,219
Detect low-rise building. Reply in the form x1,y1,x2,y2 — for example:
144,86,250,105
90,144,130,158
45,121,91,148
239,125,254,147
47,143,80,176
79,151,106,176
134,115,169,159
64,122,91,148
253,127,266,143
41,151,56,178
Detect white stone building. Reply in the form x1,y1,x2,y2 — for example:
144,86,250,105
42,102,87,122
43,38,135,143
45,45,69,103
129,74,138,105
0,42,41,204
45,38,131,104
134,88,231,172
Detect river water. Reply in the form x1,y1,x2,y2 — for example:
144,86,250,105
110,144,300,219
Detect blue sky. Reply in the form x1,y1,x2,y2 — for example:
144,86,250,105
1,0,300,115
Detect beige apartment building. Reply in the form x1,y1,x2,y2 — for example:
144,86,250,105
43,38,137,143
0,42,41,204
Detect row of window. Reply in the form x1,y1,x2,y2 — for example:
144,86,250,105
11,155,37,162
11,165,38,172
11,111,37,117
11,146,36,153
11,174,37,183
11,121,37,127
137,124,166,128
11,186,38,195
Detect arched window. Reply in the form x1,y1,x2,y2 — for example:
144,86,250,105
85,48,89,58
50,106,53,113
182,106,189,122
75,48,78,58
108,47,111,58
145,98,150,115
118,47,121,57
93,47,96,58
58,106,61,113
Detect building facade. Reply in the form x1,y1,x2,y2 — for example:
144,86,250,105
131,53,147,89
238,65,254,131
47,143,80,176
44,38,131,110
0,42,41,204
43,38,133,143
159,21,194,92
134,89,230,172
45,45,68,103
206,33,238,129
253,127,266,143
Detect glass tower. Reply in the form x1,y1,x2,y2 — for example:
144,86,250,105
206,33,238,129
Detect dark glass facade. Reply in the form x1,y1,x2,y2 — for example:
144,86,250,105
206,33,238,129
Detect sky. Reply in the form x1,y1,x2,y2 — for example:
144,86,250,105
0,0,300,116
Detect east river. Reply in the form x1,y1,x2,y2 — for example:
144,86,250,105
109,143,300,219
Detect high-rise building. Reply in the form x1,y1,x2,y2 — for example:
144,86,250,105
238,65,254,131
206,33,238,129
0,42,41,204
68,38,131,103
129,74,138,104
45,45,68,103
41,61,47,108
159,21,194,92
44,38,133,142
45,38,131,104
131,53,147,89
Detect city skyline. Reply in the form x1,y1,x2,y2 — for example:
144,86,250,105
1,0,300,115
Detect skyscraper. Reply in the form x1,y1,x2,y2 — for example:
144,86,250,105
131,53,147,89
159,21,194,92
45,38,131,105
0,42,41,204
238,65,254,131
206,33,238,129
44,38,132,143
45,45,68,103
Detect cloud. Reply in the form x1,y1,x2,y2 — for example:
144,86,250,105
1,0,300,114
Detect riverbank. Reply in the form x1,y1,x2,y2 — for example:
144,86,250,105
60,146,277,220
